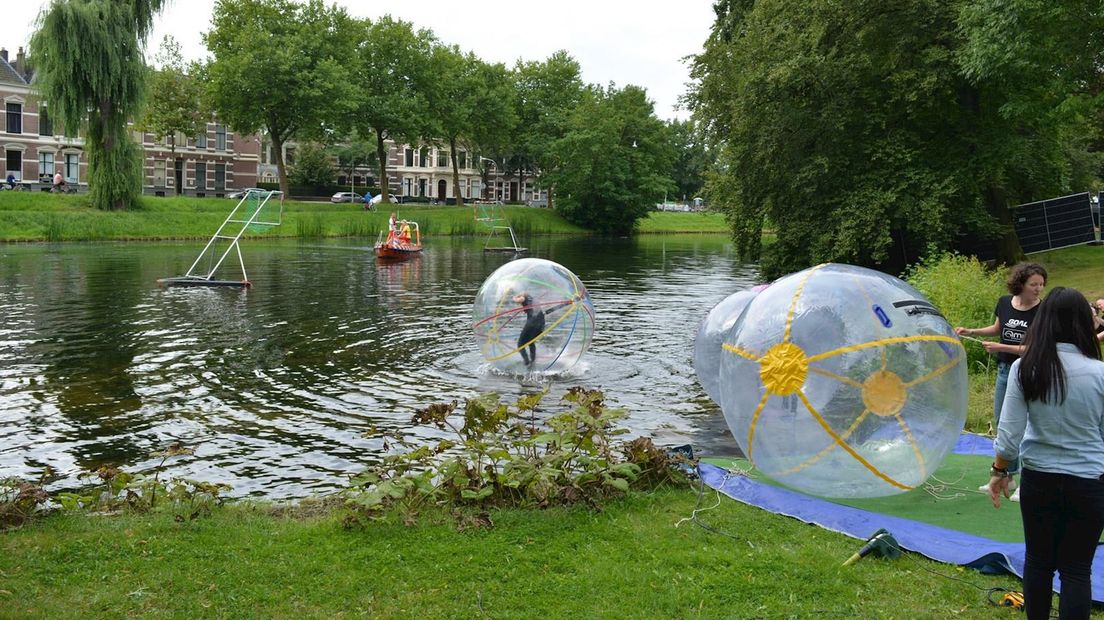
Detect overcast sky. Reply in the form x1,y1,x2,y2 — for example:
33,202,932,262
0,0,715,121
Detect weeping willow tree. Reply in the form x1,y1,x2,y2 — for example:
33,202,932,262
29,0,168,210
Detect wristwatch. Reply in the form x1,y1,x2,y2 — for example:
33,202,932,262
990,463,1012,478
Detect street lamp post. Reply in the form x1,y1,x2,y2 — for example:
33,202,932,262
480,157,498,201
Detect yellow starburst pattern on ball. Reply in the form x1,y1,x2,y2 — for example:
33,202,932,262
722,265,964,491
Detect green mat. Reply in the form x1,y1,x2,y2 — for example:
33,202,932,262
704,453,1027,543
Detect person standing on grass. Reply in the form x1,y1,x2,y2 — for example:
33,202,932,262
987,287,1104,620
955,262,1047,501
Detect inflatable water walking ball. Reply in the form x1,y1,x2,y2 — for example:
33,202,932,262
694,286,767,405
472,258,595,374
718,264,968,498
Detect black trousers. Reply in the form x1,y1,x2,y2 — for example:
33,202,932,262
1019,468,1104,620
517,317,543,366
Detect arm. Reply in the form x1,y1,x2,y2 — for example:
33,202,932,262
989,360,1028,507
954,317,1000,338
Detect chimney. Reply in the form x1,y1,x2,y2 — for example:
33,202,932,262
0,49,7,63
16,47,24,68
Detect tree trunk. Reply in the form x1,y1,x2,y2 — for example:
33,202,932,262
450,136,463,207
376,131,391,204
272,135,289,196
985,183,1025,264
516,157,527,204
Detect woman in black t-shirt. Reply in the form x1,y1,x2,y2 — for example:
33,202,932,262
955,262,1047,497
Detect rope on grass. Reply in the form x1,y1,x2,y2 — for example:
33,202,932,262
922,472,969,500
674,468,742,541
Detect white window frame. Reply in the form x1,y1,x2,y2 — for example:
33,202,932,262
38,150,55,180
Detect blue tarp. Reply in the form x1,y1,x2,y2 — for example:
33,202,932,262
700,433,1104,602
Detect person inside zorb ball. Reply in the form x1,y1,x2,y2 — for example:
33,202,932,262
718,263,968,498
472,258,595,374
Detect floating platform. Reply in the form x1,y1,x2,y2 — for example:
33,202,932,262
157,276,251,288
483,246,527,253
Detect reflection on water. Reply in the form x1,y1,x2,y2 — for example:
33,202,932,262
0,235,758,498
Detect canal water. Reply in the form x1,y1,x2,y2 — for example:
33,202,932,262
0,235,759,498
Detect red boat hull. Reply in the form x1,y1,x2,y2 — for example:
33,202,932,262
375,242,422,260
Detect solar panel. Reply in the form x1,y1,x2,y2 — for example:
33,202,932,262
1013,192,1095,254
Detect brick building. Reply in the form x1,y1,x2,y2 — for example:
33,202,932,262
1,45,259,196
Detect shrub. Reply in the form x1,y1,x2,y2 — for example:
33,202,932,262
344,388,688,525
0,477,49,530
903,250,1005,372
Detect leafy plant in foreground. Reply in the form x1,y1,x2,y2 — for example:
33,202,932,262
345,388,687,525
0,475,50,530
54,443,230,520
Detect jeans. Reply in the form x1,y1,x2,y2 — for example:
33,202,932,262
994,362,1020,474
1019,468,1104,619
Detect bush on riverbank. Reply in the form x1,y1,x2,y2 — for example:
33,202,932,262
345,389,683,523
903,251,1006,373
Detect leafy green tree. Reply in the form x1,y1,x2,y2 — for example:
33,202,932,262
288,142,336,188
138,35,208,194
547,84,674,234
668,119,712,202
330,131,378,193
353,16,435,204
425,46,516,206
689,0,1103,277
513,51,586,209
30,0,169,210
204,0,357,195
958,0,1104,255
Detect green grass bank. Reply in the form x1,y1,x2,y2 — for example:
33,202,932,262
1,487,1038,619
0,193,729,241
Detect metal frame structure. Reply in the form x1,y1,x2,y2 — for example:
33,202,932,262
158,189,283,287
475,202,526,253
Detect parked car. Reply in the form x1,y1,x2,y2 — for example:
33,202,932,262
331,191,363,203
227,187,265,199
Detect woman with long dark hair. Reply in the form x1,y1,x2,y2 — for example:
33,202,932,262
988,287,1104,619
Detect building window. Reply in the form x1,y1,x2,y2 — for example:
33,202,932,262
65,153,79,183
214,163,225,190
215,125,226,150
40,106,53,136
5,150,21,180
196,131,207,149
437,150,447,167
6,102,22,134
404,148,414,167
38,152,54,180
195,162,207,189
471,179,481,199
153,160,166,186
285,147,295,165
458,151,466,170
419,146,429,167
402,177,413,196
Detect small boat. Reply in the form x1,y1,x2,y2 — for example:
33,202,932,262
375,219,423,260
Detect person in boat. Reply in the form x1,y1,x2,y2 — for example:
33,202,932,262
398,220,412,244
511,292,576,367
386,212,399,244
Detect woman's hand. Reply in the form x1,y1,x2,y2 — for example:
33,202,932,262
982,341,1002,354
988,476,1012,508
954,327,970,336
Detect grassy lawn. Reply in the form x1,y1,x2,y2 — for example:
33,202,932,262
1034,244,1104,301
1,486,1039,619
0,194,731,241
